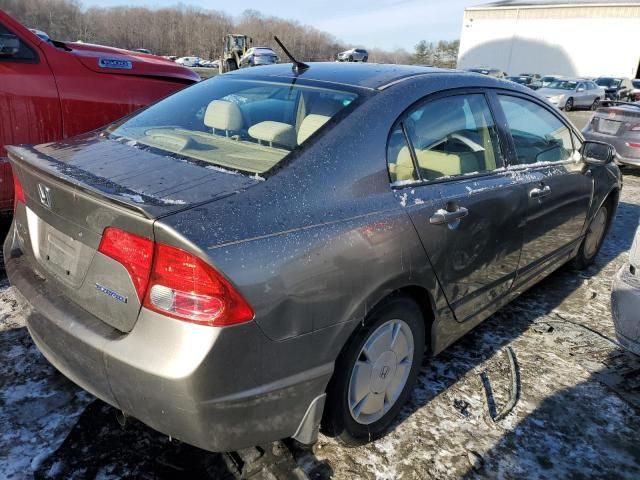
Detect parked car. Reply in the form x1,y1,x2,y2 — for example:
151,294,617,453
506,75,534,86
531,74,563,90
240,47,278,67
175,56,202,67
0,10,199,213
519,73,541,80
466,67,505,78
337,48,368,62
4,63,620,453
537,79,602,111
595,77,634,101
631,79,640,101
611,222,640,355
28,28,50,43
583,102,640,167
199,59,220,69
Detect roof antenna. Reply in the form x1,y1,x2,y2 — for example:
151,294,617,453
273,36,309,74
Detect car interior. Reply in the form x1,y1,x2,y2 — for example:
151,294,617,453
113,83,356,174
388,95,500,183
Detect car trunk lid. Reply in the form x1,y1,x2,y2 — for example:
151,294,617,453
7,136,260,332
592,106,640,135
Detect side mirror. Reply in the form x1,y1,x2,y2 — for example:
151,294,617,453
0,33,20,57
582,140,615,165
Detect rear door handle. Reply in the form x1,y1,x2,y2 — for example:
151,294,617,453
529,185,551,199
429,206,469,225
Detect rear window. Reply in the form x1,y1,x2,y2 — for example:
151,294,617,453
110,79,359,174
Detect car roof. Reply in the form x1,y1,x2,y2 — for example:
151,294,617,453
223,62,458,90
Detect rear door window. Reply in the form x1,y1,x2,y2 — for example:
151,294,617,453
498,95,576,165
387,94,502,184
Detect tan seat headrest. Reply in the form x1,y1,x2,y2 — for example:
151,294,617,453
297,114,331,145
248,121,296,148
204,100,243,132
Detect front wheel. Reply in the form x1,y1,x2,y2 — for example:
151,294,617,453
573,203,610,269
322,296,425,446
564,97,574,112
590,98,600,110
362,56,368,63
348,55,354,62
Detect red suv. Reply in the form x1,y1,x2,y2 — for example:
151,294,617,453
0,11,199,212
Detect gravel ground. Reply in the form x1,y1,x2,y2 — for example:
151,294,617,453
1,170,639,480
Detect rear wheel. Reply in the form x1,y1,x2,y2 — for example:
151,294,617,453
573,202,610,269
348,55,354,62
564,97,574,112
362,56,368,63
590,98,600,110
322,295,425,446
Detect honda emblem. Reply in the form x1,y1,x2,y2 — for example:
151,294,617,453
37,183,51,208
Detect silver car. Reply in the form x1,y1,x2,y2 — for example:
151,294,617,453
240,47,278,67
537,79,603,111
612,223,640,355
337,48,368,62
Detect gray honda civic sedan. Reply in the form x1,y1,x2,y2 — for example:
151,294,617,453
5,63,621,451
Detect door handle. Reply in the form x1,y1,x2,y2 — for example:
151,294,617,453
529,185,551,199
429,206,469,225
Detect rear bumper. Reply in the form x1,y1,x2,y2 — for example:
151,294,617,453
611,265,640,356
5,226,332,451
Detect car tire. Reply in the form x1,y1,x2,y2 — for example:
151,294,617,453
564,97,574,112
224,59,237,72
363,56,368,63
321,295,425,446
572,202,611,270
591,98,600,110
348,55,354,62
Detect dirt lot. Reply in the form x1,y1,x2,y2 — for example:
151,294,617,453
1,167,639,479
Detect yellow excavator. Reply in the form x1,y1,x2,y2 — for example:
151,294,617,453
219,34,252,73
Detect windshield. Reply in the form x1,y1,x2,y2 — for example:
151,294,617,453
110,78,359,175
632,80,640,89
596,78,620,87
546,80,577,90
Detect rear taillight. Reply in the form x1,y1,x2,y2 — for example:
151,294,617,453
626,142,640,149
144,243,254,326
13,174,25,212
98,227,154,302
98,227,254,327
631,123,640,131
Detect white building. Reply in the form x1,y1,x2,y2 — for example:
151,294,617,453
457,0,640,78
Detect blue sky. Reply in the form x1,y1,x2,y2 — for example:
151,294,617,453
80,0,474,50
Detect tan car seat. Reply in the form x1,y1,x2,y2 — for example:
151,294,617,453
204,100,243,136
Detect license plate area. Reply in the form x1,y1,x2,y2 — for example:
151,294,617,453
25,206,96,288
598,118,620,135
